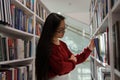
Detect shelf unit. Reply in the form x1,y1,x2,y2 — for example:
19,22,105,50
89,0,120,80
0,0,50,79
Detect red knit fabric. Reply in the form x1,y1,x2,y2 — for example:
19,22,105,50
48,41,91,78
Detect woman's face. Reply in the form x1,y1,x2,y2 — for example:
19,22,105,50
54,20,66,38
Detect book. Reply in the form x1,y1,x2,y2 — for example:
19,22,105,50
94,38,103,61
94,31,108,63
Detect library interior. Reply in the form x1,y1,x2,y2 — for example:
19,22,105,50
0,0,120,80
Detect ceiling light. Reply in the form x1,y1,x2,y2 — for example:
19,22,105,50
57,12,61,14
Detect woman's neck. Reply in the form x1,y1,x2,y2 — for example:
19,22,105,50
53,38,60,45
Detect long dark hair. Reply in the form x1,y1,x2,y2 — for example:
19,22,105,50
35,13,65,80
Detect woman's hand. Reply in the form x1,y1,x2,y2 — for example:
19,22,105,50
69,55,77,63
88,39,95,51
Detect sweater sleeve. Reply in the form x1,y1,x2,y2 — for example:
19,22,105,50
49,50,76,75
61,41,92,65
75,47,92,64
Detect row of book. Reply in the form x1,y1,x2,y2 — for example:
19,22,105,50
90,30,110,80
90,0,108,34
96,0,108,26
36,0,48,20
90,0,118,20
112,21,120,71
93,20,120,79
0,35,32,61
10,4,33,33
0,0,12,25
35,22,42,36
18,0,34,11
0,0,49,35
0,64,32,80
94,27,109,65
0,0,33,34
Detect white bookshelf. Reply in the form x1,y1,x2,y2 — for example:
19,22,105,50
89,0,120,80
0,0,50,79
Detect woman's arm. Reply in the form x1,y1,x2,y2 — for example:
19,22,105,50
63,39,94,64
49,50,76,75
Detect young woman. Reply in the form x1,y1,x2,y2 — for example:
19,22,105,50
35,13,95,80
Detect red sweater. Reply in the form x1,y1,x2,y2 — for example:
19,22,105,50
48,41,91,78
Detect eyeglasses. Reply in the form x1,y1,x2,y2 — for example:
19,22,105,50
56,27,66,33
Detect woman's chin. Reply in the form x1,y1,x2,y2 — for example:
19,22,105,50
59,36,63,38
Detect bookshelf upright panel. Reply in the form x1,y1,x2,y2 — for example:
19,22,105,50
89,0,120,80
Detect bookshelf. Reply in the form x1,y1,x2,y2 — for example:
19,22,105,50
0,0,50,79
89,0,120,80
